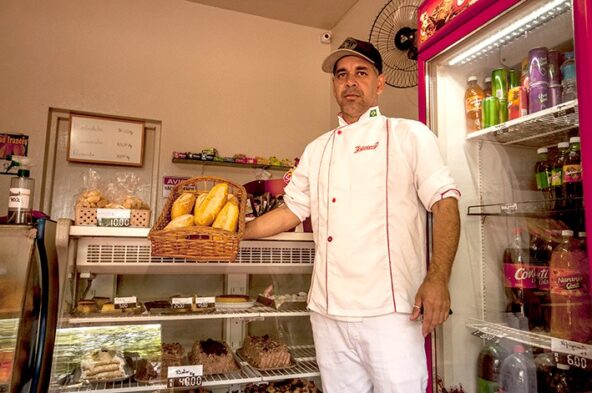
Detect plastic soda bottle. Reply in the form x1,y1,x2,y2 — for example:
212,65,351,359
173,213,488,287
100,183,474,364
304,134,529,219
477,341,508,393
549,229,592,342
534,147,552,207
561,52,577,102
499,344,537,393
551,142,570,210
465,76,485,132
562,136,582,211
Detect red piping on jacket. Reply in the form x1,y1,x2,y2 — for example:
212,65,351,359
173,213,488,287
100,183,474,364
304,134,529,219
385,119,397,312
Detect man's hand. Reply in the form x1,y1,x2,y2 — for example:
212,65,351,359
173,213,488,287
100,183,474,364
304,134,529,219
409,275,451,336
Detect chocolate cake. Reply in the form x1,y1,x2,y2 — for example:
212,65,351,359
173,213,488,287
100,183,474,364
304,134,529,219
189,339,238,375
161,342,185,378
240,335,291,369
244,378,318,392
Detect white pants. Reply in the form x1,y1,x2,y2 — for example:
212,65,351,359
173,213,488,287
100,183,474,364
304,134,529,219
310,312,428,393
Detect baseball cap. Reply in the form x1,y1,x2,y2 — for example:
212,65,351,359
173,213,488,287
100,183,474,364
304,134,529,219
322,37,383,74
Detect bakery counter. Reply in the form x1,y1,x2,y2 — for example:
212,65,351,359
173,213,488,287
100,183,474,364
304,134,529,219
66,305,310,326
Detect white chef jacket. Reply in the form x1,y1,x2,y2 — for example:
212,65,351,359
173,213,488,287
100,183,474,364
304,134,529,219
284,107,459,317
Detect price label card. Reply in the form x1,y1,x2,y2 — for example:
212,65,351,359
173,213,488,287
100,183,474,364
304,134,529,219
551,338,592,359
195,296,216,308
171,297,193,309
114,296,137,310
471,330,501,342
553,352,592,372
97,208,131,227
167,365,203,388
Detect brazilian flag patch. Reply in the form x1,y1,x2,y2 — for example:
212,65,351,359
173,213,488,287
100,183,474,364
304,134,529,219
370,109,377,117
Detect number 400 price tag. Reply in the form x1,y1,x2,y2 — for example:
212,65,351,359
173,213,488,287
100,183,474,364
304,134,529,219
167,365,203,388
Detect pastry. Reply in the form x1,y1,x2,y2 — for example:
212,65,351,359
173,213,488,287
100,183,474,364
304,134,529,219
244,379,318,392
92,297,110,309
240,335,291,369
134,358,158,381
189,339,238,375
76,300,98,315
161,343,185,378
100,302,120,313
215,294,250,303
80,349,125,381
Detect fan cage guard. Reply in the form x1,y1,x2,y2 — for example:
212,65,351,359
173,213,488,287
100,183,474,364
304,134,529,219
369,0,420,88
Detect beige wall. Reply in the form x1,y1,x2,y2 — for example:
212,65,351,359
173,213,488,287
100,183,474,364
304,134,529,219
0,0,420,217
0,0,332,215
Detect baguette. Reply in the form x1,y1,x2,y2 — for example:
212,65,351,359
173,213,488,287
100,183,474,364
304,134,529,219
164,214,195,230
171,193,196,219
212,201,239,232
194,183,228,226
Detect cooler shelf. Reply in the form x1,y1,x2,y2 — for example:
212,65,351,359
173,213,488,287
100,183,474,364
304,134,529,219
465,99,578,147
467,198,583,216
466,318,592,359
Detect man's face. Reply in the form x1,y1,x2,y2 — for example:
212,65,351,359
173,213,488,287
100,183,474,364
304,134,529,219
332,55,385,123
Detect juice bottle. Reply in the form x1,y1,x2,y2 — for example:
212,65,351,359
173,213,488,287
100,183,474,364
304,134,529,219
551,142,570,210
465,76,485,132
499,344,537,393
477,341,508,393
549,229,592,342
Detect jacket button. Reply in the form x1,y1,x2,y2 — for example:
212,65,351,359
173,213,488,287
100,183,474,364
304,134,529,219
327,236,333,242
332,198,336,203
337,130,342,135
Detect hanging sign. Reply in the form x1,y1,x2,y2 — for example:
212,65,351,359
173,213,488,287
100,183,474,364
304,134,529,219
418,0,481,46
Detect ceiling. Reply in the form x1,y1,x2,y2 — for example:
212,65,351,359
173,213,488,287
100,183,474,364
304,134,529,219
185,0,360,30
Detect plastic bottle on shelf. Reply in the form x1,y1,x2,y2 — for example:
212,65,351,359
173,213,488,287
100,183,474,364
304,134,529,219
549,363,575,392
562,136,582,211
534,351,555,393
483,76,492,97
534,147,553,208
503,227,537,330
551,142,570,211
465,76,485,132
477,341,508,393
560,52,577,102
6,156,35,225
499,344,537,393
549,229,592,343
529,228,549,331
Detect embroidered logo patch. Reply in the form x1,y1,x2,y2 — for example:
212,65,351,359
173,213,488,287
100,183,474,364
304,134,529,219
370,109,377,117
354,141,379,154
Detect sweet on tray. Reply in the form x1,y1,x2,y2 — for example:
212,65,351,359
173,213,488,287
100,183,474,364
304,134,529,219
256,285,308,310
189,339,238,375
240,335,292,369
80,349,126,381
244,378,319,392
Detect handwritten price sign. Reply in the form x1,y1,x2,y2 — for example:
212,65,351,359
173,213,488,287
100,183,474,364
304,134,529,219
167,365,203,388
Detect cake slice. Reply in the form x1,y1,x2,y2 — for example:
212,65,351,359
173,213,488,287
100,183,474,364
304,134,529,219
240,335,291,369
189,339,238,375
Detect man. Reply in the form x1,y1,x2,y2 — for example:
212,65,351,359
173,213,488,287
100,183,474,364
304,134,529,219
244,37,460,392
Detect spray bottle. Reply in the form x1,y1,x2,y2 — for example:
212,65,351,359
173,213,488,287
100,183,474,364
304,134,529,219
6,156,34,225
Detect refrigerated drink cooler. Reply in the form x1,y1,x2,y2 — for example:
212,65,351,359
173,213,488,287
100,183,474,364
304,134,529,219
417,0,592,392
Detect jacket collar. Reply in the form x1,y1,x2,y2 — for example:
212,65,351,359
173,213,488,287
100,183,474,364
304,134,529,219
337,106,381,127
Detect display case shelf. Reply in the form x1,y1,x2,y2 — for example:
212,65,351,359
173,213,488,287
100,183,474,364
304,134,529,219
465,100,578,147
66,305,309,325
172,158,292,172
466,318,592,359
467,198,583,217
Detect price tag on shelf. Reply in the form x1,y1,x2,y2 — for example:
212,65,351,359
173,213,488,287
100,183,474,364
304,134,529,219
551,338,592,359
167,365,203,388
553,352,592,372
471,330,502,342
97,208,131,227
195,296,215,308
114,296,137,310
171,297,193,310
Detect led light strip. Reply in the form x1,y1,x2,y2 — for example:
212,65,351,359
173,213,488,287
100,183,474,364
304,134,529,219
448,0,572,65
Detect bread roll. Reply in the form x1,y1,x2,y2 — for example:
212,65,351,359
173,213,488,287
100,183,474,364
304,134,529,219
212,201,239,232
193,193,207,217
171,193,196,219
227,194,239,206
164,214,195,230
194,183,228,226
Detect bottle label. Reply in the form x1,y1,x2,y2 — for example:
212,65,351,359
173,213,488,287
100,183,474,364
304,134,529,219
550,268,589,296
8,187,31,209
551,168,562,186
466,96,483,112
536,171,550,190
536,266,550,290
562,164,582,183
504,264,537,288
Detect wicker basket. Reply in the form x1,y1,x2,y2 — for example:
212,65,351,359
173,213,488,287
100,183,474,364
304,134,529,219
148,177,246,261
75,206,150,227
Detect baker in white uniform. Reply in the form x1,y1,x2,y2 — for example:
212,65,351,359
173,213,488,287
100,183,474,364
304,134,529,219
245,37,460,393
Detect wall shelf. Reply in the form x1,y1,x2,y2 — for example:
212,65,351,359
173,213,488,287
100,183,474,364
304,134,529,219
172,158,292,172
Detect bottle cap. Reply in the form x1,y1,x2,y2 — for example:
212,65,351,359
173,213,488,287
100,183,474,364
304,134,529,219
484,76,492,82
578,231,586,238
468,76,478,82
569,136,580,143
17,169,30,178
558,142,570,148
537,147,548,154
561,229,574,237
512,227,523,235
513,344,525,353
564,51,574,59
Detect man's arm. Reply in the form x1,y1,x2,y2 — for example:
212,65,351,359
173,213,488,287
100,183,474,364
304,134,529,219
244,205,302,239
410,197,460,336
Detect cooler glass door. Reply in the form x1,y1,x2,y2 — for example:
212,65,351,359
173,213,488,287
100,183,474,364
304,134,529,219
420,0,592,391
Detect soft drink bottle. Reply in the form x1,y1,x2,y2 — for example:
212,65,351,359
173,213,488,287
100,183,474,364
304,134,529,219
563,136,582,210
476,341,508,393
549,363,575,392
534,147,552,208
561,52,577,102
483,76,492,97
499,344,537,393
549,229,592,342
503,228,537,329
534,351,555,393
551,142,570,210
528,228,548,330
465,76,485,132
